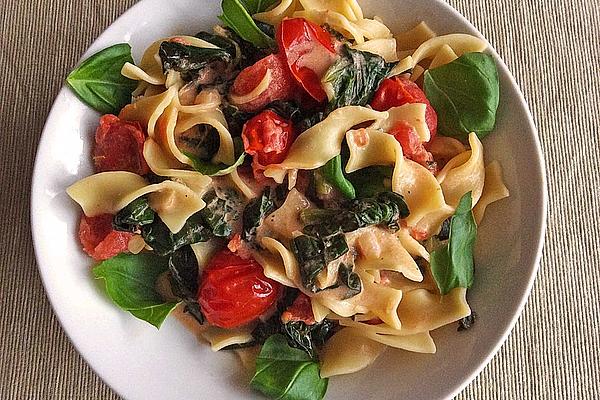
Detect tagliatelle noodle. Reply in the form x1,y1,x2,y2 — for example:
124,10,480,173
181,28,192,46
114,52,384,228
437,132,485,208
294,10,366,43
254,0,298,25
67,171,205,233
345,129,447,225
350,37,399,62
473,160,510,224
397,227,430,261
319,327,386,378
298,0,361,21
428,44,458,69
200,326,254,351
410,64,425,82
119,86,178,137
371,103,431,142
228,170,259,199
263,106,388,183
395,21,437,51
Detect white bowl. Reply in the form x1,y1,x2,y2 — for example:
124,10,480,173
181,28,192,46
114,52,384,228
31,0,547,399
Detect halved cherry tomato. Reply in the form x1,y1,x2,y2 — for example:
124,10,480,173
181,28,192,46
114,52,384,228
198,249,281,328
389,121,435,173
79,214,133,261
371,76,438,139
242,110,294,169
277,17,337,102
281,293,315,325
94,114,149,174
231,54,298,112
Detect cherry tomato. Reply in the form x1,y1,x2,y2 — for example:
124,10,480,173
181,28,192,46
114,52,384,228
277,18,337,102
231,53,298,112
281,293,315,325
94,114,149,175
389,121,436,173
198,249,281,328
79,214,133,261
371,76,438,139
242,109,294,168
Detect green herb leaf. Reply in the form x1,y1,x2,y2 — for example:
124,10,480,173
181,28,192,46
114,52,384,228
347,166,393,198
141,214,212,256
423,52,499,140
158,41,233,82
93,253,178,328
219,0,276,49
283,320,336,359
291,235,327,291
323,45,393,112
337,263,361,299
112,196,155,233
199,188,243,237
430,192,477,295
168,246,204,324
251,334,328,400
186,152,246,176
321,155,356,199
240,0,278,13
66,43,137,114
242,189,277,241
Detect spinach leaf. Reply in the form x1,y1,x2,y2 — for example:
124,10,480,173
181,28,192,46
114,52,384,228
141,214,212,256
199,188,243,237
168,246,204,324
220,0,276,49
223,105,256,136
242,189,276,241
337,263,361,299
430,192,477,295
347,166,393,198
112,196,155,233
458,311,477,331
194,31,238,58
66,43,137,114
283,319,335,359
424,52,499,140
159,41,233,82
321,155,356,199
93,253,179,328
186,151,246,176
322,45,393,112
291,235,327,292
251,334,328,400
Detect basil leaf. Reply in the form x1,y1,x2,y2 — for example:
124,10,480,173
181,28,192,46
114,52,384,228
323,45,393,112
158,41,233,82
185,151,246,176
430,192,477,295
321,155,356,199
66,43,137,114
93,253,178,328
219,0,275,49
113,196,155,232
251,335,328,400
240,0,278,14
242,189,276,241
424,52,500,140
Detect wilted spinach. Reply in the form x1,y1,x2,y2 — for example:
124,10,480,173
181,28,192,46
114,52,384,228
283,319,335,359
159,41,233,82
242,189,276,241
337,263,361,299
112,196,155,232
322,45,393,112
321,155,356,199
168,246,204,324
458,311,477,331
346,166,393,198
141,214,212,256
199,188,242,238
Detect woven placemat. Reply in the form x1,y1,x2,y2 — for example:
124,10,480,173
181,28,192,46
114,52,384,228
1,0,598,398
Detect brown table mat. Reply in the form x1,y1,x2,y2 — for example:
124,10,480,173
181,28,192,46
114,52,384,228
1,0,599,398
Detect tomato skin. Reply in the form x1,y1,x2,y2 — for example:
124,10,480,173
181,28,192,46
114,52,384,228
242,110,294,169
389,121,435,173
281,293,315,325
231,54,298,112
94,114,149,175
198,249,281,328
277,18,336,102
79,214,133,261
371,76,438,139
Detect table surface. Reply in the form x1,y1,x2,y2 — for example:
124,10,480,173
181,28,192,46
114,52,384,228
1,0,599,399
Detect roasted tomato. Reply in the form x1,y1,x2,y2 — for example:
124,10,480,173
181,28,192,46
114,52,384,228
371,76,438,139
389,121,436,173
93,114,149,174
79,214,133,261
277,17,337,102
198,249,281,328
242,109,294,169
281,293,315,325
230,54,299,112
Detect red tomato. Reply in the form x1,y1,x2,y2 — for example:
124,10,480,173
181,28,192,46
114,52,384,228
79,214,133,261
277,18,336,102
242,110,294,168
231,54,298,112
198,249,281,328
281,293,315,325
389,121,436,173
371,76,438,139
